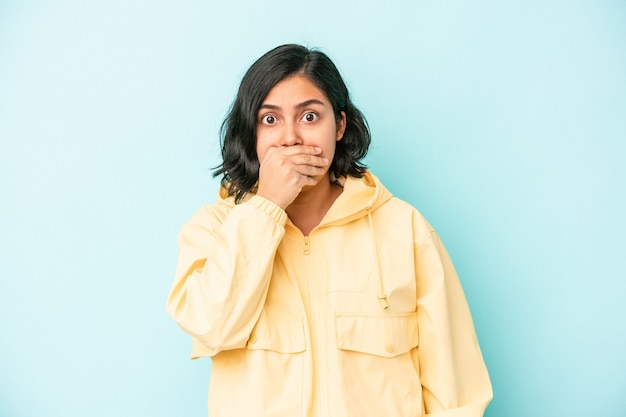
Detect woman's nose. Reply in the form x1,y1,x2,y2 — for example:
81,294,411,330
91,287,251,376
280,122,302,146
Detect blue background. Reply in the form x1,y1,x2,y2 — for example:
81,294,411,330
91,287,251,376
1,1,625,416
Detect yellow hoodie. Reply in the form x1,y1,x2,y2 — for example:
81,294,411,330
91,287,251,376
167,171,492,417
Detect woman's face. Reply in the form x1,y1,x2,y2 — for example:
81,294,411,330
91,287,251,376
255,75,346,170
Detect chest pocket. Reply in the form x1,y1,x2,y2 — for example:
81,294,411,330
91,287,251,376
335,312,422,417
336,312,418,356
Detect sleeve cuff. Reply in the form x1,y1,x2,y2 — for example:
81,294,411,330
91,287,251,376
247,195,288,226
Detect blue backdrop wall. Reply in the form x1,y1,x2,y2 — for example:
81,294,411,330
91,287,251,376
1,1,625,416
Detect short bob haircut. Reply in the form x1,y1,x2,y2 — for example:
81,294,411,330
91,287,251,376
213,44,371,203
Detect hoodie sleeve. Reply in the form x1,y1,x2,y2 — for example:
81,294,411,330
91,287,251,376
166,195,287,357
414,222,493,416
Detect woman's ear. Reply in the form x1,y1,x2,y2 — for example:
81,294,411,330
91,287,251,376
336,111,347,141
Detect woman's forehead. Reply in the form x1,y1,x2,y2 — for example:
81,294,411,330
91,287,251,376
262,75,330,107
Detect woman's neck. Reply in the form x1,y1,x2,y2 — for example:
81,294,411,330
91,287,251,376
286,175,343,236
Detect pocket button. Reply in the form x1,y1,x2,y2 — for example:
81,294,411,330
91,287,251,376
385,343,395,353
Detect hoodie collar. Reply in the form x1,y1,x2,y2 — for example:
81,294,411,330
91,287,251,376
320,171,393,226
216,171,393,225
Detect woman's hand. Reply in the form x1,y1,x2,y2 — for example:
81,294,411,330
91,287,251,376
256,145,329,209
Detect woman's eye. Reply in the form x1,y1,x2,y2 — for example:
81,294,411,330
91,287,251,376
302,112,318,122
262,115,276,124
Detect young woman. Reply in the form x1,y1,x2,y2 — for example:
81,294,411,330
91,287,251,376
167,44,492,417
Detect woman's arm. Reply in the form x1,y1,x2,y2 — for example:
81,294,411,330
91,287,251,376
166,195,287,357
414,218,493,416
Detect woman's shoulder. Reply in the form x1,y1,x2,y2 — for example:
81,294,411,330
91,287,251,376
378,196,435,236
363,173,434,243
180,189,236,234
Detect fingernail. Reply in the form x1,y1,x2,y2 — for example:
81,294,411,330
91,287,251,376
322,158,329,164
315,147,322,152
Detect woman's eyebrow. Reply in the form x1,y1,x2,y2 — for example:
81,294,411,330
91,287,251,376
295,99,325,109
258,99,326,111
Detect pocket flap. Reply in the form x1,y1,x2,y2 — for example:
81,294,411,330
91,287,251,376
247,318,306,354
336,312,419,358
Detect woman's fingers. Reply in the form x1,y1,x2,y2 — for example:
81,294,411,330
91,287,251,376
257,145,330,209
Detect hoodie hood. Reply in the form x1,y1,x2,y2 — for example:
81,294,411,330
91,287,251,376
321,171,393,227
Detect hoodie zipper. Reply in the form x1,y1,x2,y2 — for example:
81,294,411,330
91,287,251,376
302,233,329,416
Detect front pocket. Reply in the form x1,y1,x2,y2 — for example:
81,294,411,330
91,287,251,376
247,318,306,353
209,314,306,417
336,313,422,417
